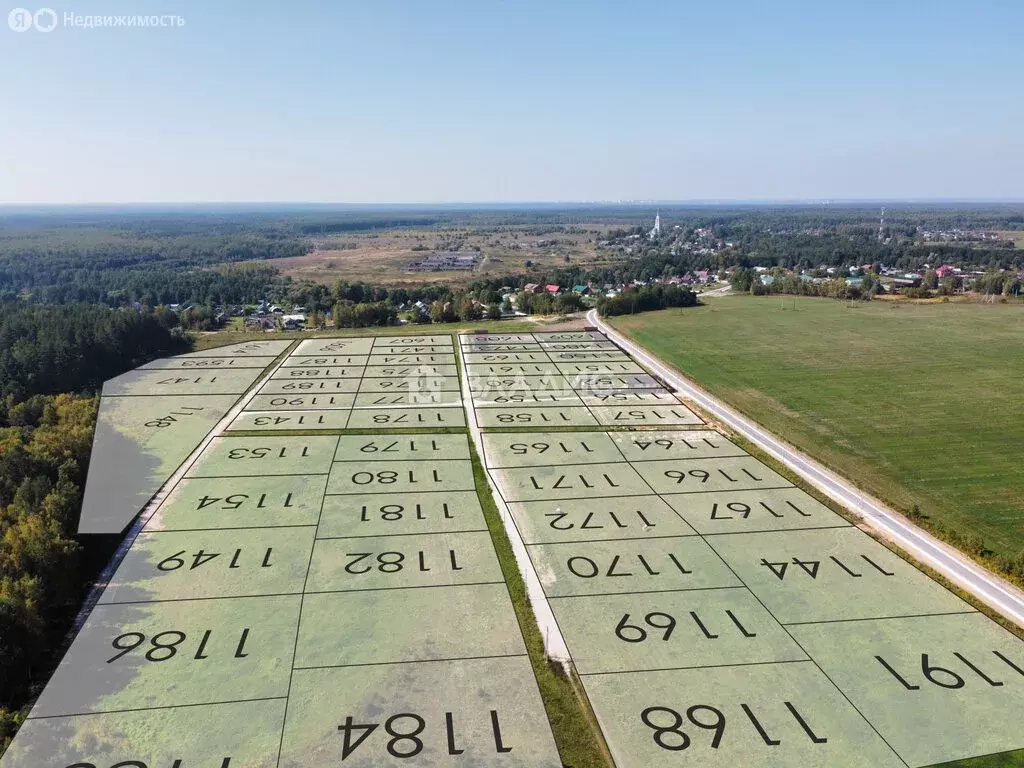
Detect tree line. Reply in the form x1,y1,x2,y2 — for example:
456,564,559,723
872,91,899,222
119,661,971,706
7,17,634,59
0,303,189,750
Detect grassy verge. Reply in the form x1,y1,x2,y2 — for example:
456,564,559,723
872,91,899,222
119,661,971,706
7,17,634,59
609,298,1024,581
468,443,612,767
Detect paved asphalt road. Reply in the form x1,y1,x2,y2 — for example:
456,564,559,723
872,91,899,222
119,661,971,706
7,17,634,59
589,309,1024,628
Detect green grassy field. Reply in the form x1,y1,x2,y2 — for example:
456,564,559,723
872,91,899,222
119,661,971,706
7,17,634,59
609,297,1024,561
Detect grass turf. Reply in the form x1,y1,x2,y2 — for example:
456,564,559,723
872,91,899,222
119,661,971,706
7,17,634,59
609,296,1024,561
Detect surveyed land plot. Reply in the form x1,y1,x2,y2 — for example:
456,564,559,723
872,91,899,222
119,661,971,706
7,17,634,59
791,612,1024,766
99,527,316,603
0,699,285,768
30,594,300,717
480,425,1024,767
78,394,240,534
279,657,561,767
144,473,329,530
477,406,599,428
228,409,352,431
103,368,264,396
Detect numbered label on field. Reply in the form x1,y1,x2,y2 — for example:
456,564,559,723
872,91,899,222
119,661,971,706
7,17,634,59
582,664,905,768
354,390,463,407
364,364,459,378
318,491,487,538
476,390,584,408
359,375,462,392
611,430,746,461
507,496,696,543
556,361,646,374
664,487,850,535
476,407,598,429
282,355,369,367
465,363,561,376
101,528,315,602
482,431,624,468
296,583,522,668
228,409,350,431
0,700,284,768
463,342,545,354
294,338,376,355
141,355,278,370
187,436,339,477
30,595,300,717
790,612,1024,767
708,528,973,624
591,403,703,427
279,658,561,767
368,353,456,366
490,462,650,502
633,456,790,494
103,368,262,396
374,335,454,347
259,377,361,394
306,531,502,591
551,588,806,674
272,366,363,379
146,474,328,530
248,392,355,410
580,390,678,406
461,333,537,344
527,537,739,597
327,460,475,495
571,373,663,392
335,434,471,461
469,374,576,395
346,407,467,429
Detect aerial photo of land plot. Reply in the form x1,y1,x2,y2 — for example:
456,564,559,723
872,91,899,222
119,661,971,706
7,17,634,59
3,3,1024,766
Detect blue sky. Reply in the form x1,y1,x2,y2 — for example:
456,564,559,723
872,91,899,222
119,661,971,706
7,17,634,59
2,0,1022,203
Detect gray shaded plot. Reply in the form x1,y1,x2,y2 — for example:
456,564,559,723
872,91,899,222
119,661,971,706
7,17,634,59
363,363,459,377
294,337,376,355
306,531,503,592
589,403,704,427
248,392,356,410
557,361,646,375
790,613,1024,767
0,699,285,768
354,389,463,407
489,462,650,502
103,368,263,396
144,474,328,530
373,334,455,346
633,456,791,494
529,537,741,597
140,355,280,370
583,663,905,768
460,333,537,343
295,584,524,667
345,406,466,429
258,377,361,394
552,588,807,674
463,352,552,364
228,410,351,431
272,366,365,380
708,527,973,624
610,430,748,461
368,353,456,366
327,459,475,495
476,406,598,428
534,331,608,341
182,340,292,358
335,433,470,461
581,390,678,406
279,657,562,767
466,362,561,376
548,351,632,362
318,491,486,539
469,374,576,394
476,391,585,408
29,595,300,717
358,375,462,392
482,431,623,468
664,487,851,535
282,354,369,367
78,394,238,534
99,528,316,603
507,496,696,544
187,435,339,477
570,372,663,391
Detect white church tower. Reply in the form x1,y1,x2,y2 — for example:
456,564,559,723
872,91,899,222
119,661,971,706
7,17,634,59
649,210,661,240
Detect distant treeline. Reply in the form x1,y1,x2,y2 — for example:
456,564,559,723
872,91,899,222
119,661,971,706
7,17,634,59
596,284,698,316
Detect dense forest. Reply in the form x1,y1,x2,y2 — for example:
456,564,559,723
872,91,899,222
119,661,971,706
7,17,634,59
0,304,189,749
